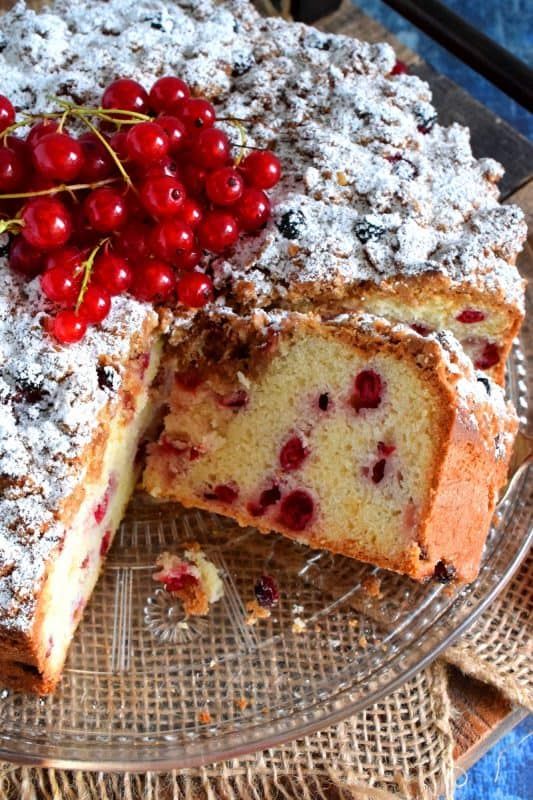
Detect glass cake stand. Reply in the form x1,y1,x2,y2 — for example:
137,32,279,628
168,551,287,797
0,326,530,771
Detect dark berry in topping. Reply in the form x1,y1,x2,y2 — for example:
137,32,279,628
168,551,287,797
206,167,244,207
232,54,255,77
0,94,15,133
279,435,309,472
278,490,314,532
9,238,44,278
415,108,437,134
149,76,190,115
21,198,72,250
318,392,329,411
97,364,119,392
371,459,386,484
179,97,216,131
125,121,169,164
475,343,500,370
84,188,127,233
477,376,491,395
51,310,87,344
192,128,230,169
236,188,270,231
218,389,248,409
241,150,281,190
457,309,486,324
433,560,457,584
0,238,10,259
32,132,83,182
156,114,187,154
277,209,305,239
254,575,279,608
102,78,149,115
177,271,214,308
391,60,408,75
131,260,175,302
14,377,46,404
198,211,239,252
139,175,186,218
351,370,383,413
354,217,386,243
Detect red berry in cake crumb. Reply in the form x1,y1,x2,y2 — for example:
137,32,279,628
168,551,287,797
411,323,432,336
139,175,186,218
218,389,248,409
260,484,281,507
78,133,116,182
149,76,190,115
457,309,486,324
125,121,169,164
192,127,230,169
179,198,203,229
377,441,396,457
475,342,500,370
351,369,383,413
84,187,128,232
198,210,239,252
78,284,111,324
206,167,244,206
102,78,149,115
179,97,216,131
318,392,330,411
21,197,72,250
156,115,187,154
241,150,281,190
41,267,79,304
0,94,15,133
93,251,132,294
391,60,408,75
236,188,271,231
9,237,44,278
205,483,239,503
0,145,26,191
151,218,195,262
279,435,309,472
100,530,112,557
131,259,175,302
177,271,214,307
278,490,314,531
26,119,59,148
371,459,386,484
32,132,83,182
254,575,279,608
51,310,87,344
175,367,204,391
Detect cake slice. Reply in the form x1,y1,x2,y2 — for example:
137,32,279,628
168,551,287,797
144,310,517,583
0,270,161,693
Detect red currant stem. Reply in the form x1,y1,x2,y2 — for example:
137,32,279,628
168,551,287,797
229,141,269,152
58,109,69,133
0,176,120,201
75,114,135,190
53,97,152,123
75,237,110,312
227,119,247,166
0,218,23,236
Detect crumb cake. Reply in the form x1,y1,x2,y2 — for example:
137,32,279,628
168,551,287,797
144,310,517,583
0,0,526,693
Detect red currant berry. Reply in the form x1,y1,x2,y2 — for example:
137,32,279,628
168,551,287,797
78,133,115,182
102,78,149,115
4,134,30,162
198,211,239,253
156,115,187,154
112,221,151,261
141,156,181,181
78,284,111,323
0,94,15,133
241,150,281,189
44,245,85,274
179,98,216,131
93,250,132,294
173,248,201,271
51,310,87,344
84,188,127,232
41,266,79,304
151,219,195,262
26,120,59,148
177,271,213,307
131,259,175,302
32,132,83,182
139,175,185,218
8,237,44,278
181,163,208,197
179,198,203,229
235,188,271,231
109,130,130,162
149,77,190,115
0,145,26,191
391,60,408,76
125,121,169,164
206,166,244,206
192,128,230,169
21,198,72,250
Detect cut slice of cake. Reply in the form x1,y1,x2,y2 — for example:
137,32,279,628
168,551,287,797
144,310,517,583
0,270,161,693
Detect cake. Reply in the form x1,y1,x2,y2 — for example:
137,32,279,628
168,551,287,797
0,0,526,693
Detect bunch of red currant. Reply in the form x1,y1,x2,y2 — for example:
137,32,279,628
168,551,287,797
0,77,281,344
